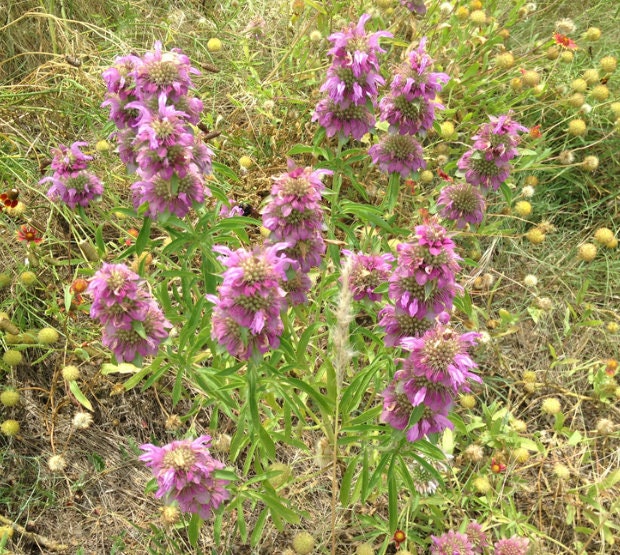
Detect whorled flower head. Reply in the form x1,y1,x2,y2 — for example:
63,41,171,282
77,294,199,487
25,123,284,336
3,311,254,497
262,163,331,242
430,530,475,555
379,93,440,135
457,149,511,191
465,522,489,554
131,166,209,218
378,305,435,346
390,38,449,102
472,113,528,162
312,97,375,140
87,263,142,315
134,41,200,101
139,435,230,519
389,221,462,318
282,232,326,273
102,301,171,363
341,250,394,301
437,182,486,228
369,134,426,177
493,536,530,555
49,142,93,175
401,0,427,15
42,170,104,209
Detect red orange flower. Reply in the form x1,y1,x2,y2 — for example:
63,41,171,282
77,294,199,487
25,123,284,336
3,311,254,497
554,33,577,50
393,530,406,547
16,225,43,244
0,188,19,210
529,124,542,139
491,459,506,473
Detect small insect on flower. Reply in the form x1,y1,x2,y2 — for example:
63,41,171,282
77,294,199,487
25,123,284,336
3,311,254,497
16,225,43,244
0,188,19,211
554,33,578,50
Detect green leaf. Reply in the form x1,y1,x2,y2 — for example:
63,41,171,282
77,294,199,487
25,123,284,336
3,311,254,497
69,380,93,411
250,509,269,547
135,217,151,256
388,470,398,532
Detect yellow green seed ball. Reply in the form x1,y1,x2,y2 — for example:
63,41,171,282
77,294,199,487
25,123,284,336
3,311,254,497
605,237,618,249
541,397,562,415
439,121,456,140
607,322,619,333
20,271,37,287
495,52,515,69
511,419,527,433
292,531,315,554
582,68,600,85
525,175,539,187
560,51,574,63
2,350,22,366
0,525,14,539
546,46,560,60
553,463,571,479
239,155,253,169
460,394,477,409
309,30,322,42
455,6,470,20
356,543,375,555
610,102,620,118
568,93,585,108
510,77,523,91
95,139,111,152
526,228,545,244
37,327,60,344
498,28,510,40
600,55,617,73
0,273,11,288
469,9,487,24
473,476,492,493
568,119,587,136
522,370,537,383
419,170,434,183
1,419,20,436
578,242,597,262
522,70,540,88
513,447,530,463
590,84,609,101
207,38,222,52
0,389,20,407
267,462,292,489
584,27,601,41
61,365,80,381
571,78,588,93
21,330,37,344
514,201,532,218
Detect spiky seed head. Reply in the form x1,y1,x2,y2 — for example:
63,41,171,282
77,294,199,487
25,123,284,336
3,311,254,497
472,476,492,493
541,397,562,415
523,275,538,287
568,93,585,107
0,273,11,288
513,447,530,463
38,327,60,344
455,6,470,20
469,9,487,24
207,38,222,52
0,526,14,539
571,78,588,92
2,350,22,366
560,51,574,63
522,370,536,383
419,170,434,183
595,418,615,435
510,77,523,91
600,56,617,73
584,27,601,41
239,155,253,169
460,394,477,409
578,243,597,262
511,419,527,433
439,121,456,140
590,85,609,101
1,419,20,436
356,543,375,555
160,505,181,526
594,228,615,246
48,454,68,471
567,119,587,136
62,365,80,381
464,444,485,462
582,68,600,84
292,532,315,555
496,52,515,69
546,46,559,60
525,228,545,244
607,322,619,333
20,271,37,286
553,463,570,479
514,201,532,218
522,70,540,87
0,389,20,407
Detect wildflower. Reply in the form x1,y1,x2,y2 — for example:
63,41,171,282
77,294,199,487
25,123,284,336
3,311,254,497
493,536,529,555
464,444,484,462
48,454,68,472
378,305,434,345
139,435,230,519
541,397,562,414
400,0,427,15
595,418,615,435
523,274,538,287
469,9,486,24
466,521,489,553
369,134,426,177
457,150,511,191
437,182,486,228
72,412,94,429
16,225,43,244
1,419,20,436
578,243,597,262
393,530,406,548
389,221,462,319
554,33,577,49
312,98,375,140
431,530,474,555
88,263,143,321
521,185,535,198
207,244,291,360
490,458,506,473
342,250,394,301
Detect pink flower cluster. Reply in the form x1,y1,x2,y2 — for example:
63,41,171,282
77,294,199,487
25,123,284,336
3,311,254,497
342,250,394,302
400,0,427,15
139,435,230,519
380,324,480,442
261,163,332,305
313,14,391,140
102,42,212,218
39,142,103,208
457,113,528,191
430,524,529,555
371,38,448,178
207,244,293,359
87,263,171,363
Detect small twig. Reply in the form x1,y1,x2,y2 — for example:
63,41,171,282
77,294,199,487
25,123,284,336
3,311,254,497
0,514,69,551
